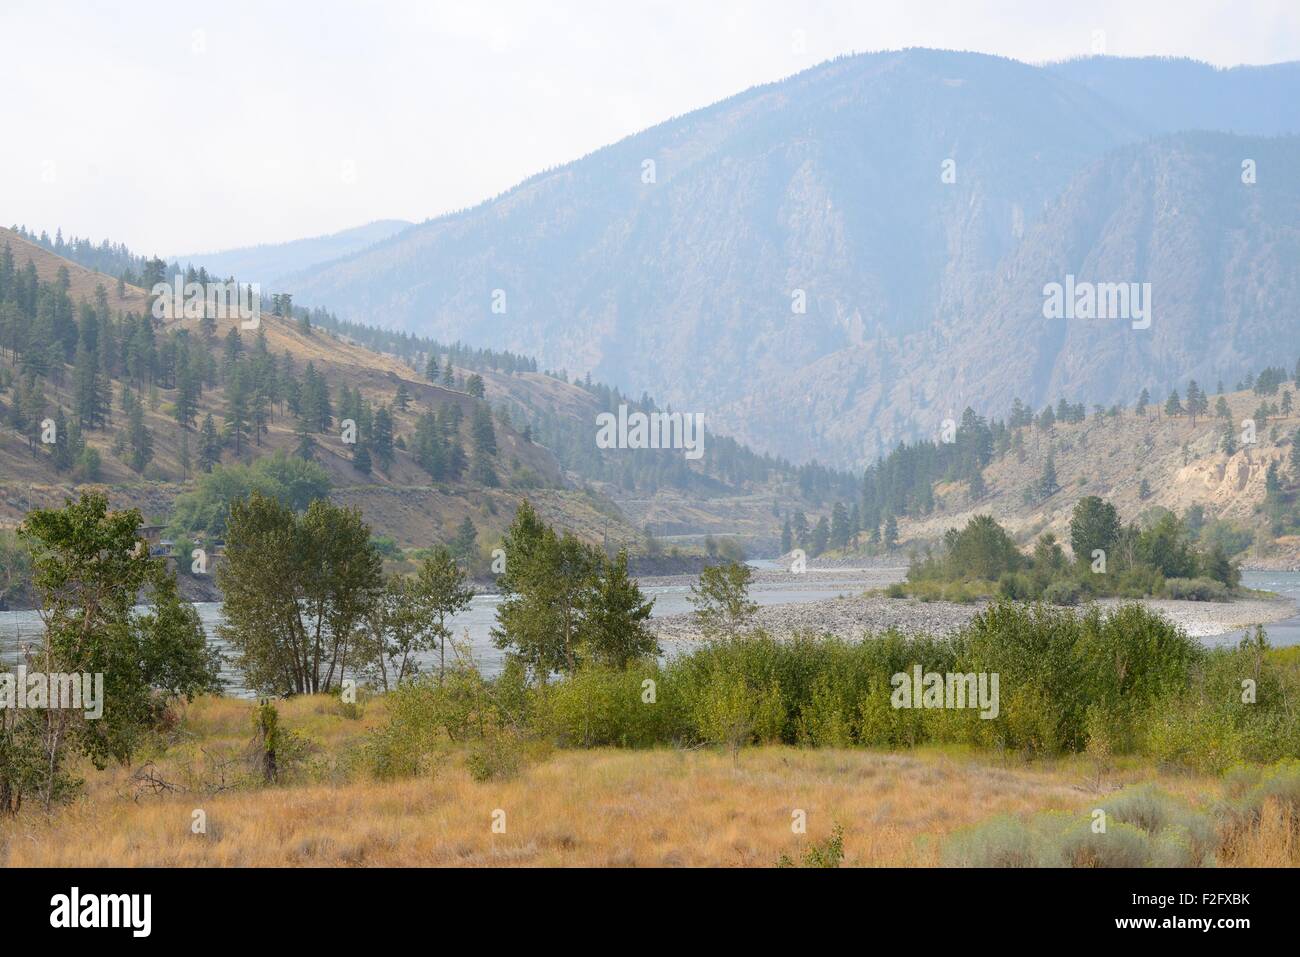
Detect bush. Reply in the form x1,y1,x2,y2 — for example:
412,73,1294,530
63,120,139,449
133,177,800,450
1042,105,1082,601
361,604,1300,775
1046,816,1154,868
941,816,1039,867
776,824,845,868
943,787,1216,867
1042,580,1082,606
542,664,687,748
1101,785,1217,866
899,579,990,603
997,572,1034,601
466,730,523,781
1164,577,1231,602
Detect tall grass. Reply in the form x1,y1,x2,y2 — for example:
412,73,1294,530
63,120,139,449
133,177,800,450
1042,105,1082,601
364,600,1300,773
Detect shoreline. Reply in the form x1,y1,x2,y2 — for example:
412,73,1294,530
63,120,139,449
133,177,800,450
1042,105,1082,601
651,589,1300,644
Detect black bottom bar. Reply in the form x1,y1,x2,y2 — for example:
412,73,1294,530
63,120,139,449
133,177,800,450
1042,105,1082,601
3,866,1292,942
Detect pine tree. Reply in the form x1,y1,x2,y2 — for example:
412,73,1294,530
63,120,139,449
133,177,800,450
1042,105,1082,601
72,343,104,430
883,514,899,550
352,442,371,474
451,516,478,567
1136,388,1150,415
829,502,849,550
174,358,199,430
127,398,153,473
199,413,221,472
1039,453,1060,499
225,365,250,454
811,516,830,556
471,405,497,456
51,407,72,472
578,551,658,669
250,386,269,447
792,511,809,549
372,405,394,472
1186,380,1207,425
294,419,317,461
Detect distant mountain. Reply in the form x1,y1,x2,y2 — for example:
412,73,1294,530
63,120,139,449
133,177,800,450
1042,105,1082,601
176,219,412,289
281,49,1300,467
1046,56,1300,136
749,132,1300,464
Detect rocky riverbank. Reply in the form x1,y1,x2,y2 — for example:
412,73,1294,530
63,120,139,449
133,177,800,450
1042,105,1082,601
651,589,1298,643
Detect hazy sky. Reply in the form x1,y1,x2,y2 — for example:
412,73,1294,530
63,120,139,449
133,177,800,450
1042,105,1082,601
2,0,1296,256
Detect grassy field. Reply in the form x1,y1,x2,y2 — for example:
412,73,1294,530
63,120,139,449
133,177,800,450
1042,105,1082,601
2,693,1290,868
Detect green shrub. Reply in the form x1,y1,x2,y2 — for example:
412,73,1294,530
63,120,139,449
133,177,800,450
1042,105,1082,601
1164,577,1231,602
943,787,1217,867
776,824,845,868
360,604,1300,775
941,816,1039,867
466,731,522,781
1046,816,1154,868
542,663,687,747
997,572,1034,601
1042,580,1082,606
1100,785,1217,866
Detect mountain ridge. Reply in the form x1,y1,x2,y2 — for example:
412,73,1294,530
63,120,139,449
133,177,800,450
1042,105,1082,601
279,49,1300,468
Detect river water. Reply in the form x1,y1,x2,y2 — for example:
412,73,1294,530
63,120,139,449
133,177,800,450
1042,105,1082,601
4,567,1298,697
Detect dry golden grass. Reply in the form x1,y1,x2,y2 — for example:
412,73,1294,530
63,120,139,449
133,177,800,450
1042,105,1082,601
1219,802,1299,867
0,694,1254,868
0,226,151,313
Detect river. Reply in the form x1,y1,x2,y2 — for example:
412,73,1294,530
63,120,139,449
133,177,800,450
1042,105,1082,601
4,567,1299,697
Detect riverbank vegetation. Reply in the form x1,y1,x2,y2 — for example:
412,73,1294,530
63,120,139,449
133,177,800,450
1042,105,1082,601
1,493,221,813
4,493,1300,867
361,602,1298,776
893,496,1244,604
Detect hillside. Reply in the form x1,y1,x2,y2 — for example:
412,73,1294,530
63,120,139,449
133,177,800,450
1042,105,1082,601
0,225,151,314
0,233,650,561
891,387,1300,569
0,232,840,570
280,49,1300,468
